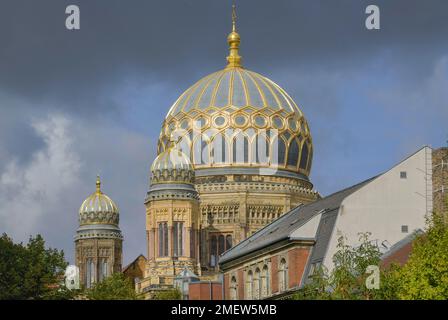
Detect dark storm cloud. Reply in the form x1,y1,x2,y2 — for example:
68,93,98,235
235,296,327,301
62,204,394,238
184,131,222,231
1,0,447,113
1,0,448,264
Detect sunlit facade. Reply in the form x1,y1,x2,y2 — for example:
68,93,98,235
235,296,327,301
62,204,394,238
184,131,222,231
137,7,319,295
74,176,123,288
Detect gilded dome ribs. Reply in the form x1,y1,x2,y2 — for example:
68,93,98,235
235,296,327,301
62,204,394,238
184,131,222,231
228,69,235,107
244,70,268,109
236,68,250,106
157,65,313,178
195,72,217,110
210,70,227,108
253,71,282,111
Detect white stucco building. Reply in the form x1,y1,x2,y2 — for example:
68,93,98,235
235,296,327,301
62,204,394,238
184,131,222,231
220,146,436,299
321,146,432,271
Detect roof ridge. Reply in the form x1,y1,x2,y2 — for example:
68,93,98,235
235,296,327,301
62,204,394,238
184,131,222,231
222,203,304,255
220,176,377,264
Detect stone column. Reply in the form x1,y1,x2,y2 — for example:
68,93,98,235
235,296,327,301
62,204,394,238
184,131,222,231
154,224,159,257
93,239,98,284
284,195,291,213
238,191,248,242
168,226,173,257
193,229,198,261
185,226,191,258
148,229,155,260
200,229,207,267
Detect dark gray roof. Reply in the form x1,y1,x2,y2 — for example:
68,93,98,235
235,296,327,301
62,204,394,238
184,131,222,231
219,177,376,266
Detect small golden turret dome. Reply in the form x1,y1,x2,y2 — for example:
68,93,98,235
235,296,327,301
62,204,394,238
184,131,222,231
150,141,195,185
79,176,119,226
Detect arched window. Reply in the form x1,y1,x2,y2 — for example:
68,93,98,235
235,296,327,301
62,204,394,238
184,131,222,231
254,134,269,164
210,235,217,267
261,265,269,297
158,224,163,257
173,222,184,257
279,258,287,292
226,235,233,250
193,137,210,165
211,134,228,164
190,225,195,258
299,142,309,170
246,271,253,299
171,130,191,159
103,259,108,279
201,139,210,164
99,258,108,282
233,134,249,163
308,146,313,171
230,276,238,300
287,138,299,167
218,235,225,255
271,136,286,166
164,223,168,257
210,233,233,267
253,268,261,299
158,222,168,257
86,258,95,288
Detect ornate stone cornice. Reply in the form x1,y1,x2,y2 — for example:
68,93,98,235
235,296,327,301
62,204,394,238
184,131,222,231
151,168,195,185
196,181,318,196
145,189,200,202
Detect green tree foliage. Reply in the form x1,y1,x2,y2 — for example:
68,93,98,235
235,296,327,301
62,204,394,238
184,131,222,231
294,232,382,300
373,263,402,300
295,210,448,300
86,272,141,300
43,285,82,300
392,213,448,299
0,233,68,300
152,288,182,300
292,265,332,300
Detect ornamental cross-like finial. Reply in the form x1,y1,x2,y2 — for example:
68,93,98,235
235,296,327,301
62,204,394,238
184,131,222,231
226,3,242,68
232,4,237,32
96,175,101,193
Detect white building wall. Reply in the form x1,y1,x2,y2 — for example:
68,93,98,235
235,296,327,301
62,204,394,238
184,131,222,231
323,147,432,271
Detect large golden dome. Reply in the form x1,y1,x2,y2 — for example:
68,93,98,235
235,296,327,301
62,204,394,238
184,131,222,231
158,13,313,180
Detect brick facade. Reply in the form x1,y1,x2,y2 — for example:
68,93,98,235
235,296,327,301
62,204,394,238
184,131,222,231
287,248,309,288
237,269,244,299
381,242,413,269
221,244,311,300
189,282,222,300
223,274,229,299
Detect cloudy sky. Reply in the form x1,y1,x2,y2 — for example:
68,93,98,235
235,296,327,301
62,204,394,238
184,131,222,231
0,0,447,265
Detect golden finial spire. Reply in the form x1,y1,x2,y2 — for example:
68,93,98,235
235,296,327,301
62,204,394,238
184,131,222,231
96,175,101,194
226,3,242,68
232,3,237,32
